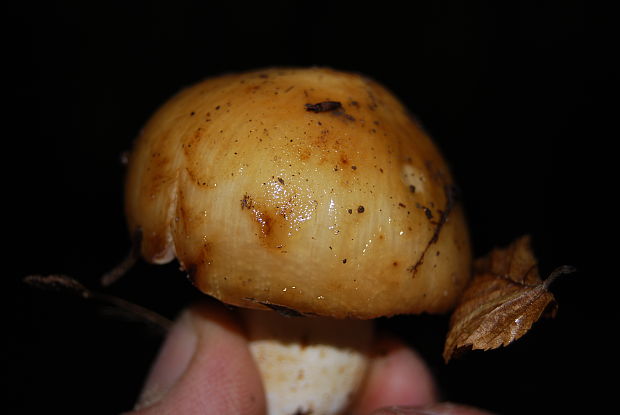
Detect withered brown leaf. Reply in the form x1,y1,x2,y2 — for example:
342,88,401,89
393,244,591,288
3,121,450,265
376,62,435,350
443,235,574,362
23,274,172,331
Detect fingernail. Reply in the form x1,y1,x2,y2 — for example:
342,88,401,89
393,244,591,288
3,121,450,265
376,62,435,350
370,403,495,415
370,406,429,415
134,310,198,410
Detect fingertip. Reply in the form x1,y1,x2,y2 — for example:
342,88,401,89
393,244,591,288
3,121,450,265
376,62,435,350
128,301,265,415
133,308,198,410
354,335,437,415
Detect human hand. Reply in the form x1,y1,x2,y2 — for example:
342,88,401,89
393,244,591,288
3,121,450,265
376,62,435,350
123,301,493,415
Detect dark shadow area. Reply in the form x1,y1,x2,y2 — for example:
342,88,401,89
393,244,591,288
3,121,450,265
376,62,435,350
5,1,611,413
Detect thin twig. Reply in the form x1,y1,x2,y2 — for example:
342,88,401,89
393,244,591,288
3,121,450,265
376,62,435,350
543,265,577,289
101,230,142,287
100,253,138,287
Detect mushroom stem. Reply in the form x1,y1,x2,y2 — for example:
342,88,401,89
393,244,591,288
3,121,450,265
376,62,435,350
240,309,374,415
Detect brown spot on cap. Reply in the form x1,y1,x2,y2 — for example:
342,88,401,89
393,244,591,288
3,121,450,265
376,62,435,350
253,209,272,237
305,101,342,113
424,207,433,220
241,194,254,209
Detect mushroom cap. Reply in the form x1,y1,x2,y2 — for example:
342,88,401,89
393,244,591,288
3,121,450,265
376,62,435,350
125,67,471,319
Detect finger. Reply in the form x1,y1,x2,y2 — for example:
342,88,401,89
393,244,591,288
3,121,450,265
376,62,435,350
353,334,437,415
369,402,496,415
124,301,265,415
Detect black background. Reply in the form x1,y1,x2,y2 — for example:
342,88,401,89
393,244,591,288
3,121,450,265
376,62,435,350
5,1,614,414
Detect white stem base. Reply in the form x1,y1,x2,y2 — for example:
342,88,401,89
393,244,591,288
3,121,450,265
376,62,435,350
241,309,374,415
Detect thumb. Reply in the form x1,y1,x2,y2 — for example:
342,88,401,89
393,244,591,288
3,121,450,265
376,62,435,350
125,301,265,415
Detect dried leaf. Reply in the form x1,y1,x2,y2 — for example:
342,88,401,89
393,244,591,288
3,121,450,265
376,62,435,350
23,274,172,331
443,235,575,362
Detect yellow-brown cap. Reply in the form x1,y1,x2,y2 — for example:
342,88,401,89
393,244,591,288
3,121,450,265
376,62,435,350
124,67,471,319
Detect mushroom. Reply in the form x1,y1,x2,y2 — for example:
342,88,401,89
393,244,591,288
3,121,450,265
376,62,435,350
124,68,472,415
